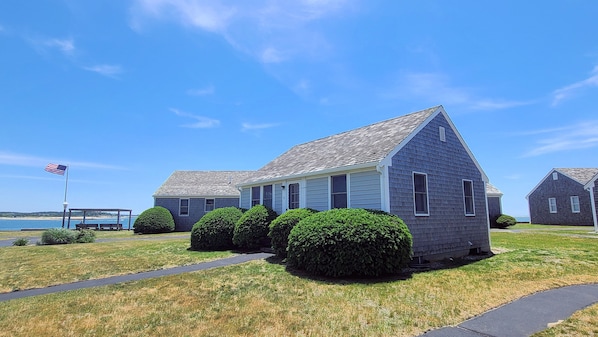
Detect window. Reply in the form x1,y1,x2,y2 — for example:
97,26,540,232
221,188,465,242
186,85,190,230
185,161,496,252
288,183,300,209
413,172,429,216
549,197,557,213
251,186,260,207
331,175,348,208
263,185,273,209
439,126,446,142
571,196,580,213
552,172,558,180
179,198,189,216
205,198,215,212
463,180,475,216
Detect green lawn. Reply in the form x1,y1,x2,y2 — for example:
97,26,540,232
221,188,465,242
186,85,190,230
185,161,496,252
0,226,597,336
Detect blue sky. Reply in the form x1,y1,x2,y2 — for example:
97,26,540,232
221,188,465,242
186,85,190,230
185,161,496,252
1,1,597,217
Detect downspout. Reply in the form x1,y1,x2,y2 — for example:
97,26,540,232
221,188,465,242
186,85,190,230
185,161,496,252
484,182,491,251
588,185,598,233
376,164,390,212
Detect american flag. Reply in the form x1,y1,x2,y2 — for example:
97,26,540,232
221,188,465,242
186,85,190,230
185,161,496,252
45,163,67,175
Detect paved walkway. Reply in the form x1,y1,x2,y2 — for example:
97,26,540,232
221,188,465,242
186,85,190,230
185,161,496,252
419,283,598,337
0,252,273,302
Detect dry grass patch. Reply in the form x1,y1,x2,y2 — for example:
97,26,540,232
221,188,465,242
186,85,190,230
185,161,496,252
0,238,232,292
2,228,598,336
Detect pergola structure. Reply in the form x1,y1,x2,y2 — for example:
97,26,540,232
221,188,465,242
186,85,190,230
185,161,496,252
65,208,133,230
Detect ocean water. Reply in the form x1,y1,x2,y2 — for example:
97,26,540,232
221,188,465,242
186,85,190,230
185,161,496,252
0,217,136,231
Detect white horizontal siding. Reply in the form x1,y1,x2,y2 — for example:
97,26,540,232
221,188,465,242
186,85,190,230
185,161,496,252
306,177,329,211
350,170,382,210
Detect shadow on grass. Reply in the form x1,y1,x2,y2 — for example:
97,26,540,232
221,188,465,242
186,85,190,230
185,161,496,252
264,252,495,285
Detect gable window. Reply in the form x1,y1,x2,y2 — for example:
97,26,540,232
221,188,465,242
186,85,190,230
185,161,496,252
570,196,580,213
439,126,446,142
331,174,348,208
549,197,557,213
205,198,215,212
463,180,475,216
251,186,261,207
263,185,273,209
413,172,429,216
288,183,300,209
552,172,558,180
179,198,189,216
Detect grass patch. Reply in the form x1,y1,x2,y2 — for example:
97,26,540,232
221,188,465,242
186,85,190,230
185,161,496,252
1,226,598,336
0,238,232,292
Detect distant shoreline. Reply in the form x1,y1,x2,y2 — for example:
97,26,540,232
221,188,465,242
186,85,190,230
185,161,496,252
0,216,118,221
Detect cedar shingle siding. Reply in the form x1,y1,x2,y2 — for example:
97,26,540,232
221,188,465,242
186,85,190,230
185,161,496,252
237,106,493,260
388,112,489,257
527,168,598,226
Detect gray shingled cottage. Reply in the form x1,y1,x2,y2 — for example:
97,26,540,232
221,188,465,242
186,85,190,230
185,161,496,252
486,183,503,226
527,168,598,226
237,105,492,261
153,171,257,231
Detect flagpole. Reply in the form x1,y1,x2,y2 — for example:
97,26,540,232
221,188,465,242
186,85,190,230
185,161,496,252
62,166,69,228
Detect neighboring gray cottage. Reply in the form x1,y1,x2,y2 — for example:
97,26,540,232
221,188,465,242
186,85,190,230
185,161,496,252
237,105,491,261
153,171,257,231
486,183,504,227
527,168,598,226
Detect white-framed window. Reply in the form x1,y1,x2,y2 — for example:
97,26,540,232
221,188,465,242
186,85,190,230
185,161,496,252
251,186,260,207
331,174,348,209
288,183,300,209
552,172,558,180
179,198,189,216
463,179,475,216
413,172,429,216
570,196,580,213
549,197,557,213
439,126,446,142
205,198,215,212
263,185,273,209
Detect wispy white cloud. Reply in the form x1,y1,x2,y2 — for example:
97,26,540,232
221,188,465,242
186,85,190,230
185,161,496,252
45,37,76,55
521,120,598,157
0,151,126,170
130,0,351,64
387,72,533,112
552,66,598,106
187,85,215,96
83,64,123,78
170,108,220,128
241,122,279,132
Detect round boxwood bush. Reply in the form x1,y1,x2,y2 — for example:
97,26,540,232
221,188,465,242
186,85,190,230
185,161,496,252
75,229,96,243
190,207,244,250
269,208,318,258
133,206,175,234
495,214,517,229
233,205,278,250
287,208,413,278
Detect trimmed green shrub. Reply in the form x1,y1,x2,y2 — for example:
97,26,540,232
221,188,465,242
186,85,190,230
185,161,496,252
269,208,318,258
287,208,413,278
12,238,29,246
233,205,278,250
190,207,244,251
495,214,517,229
75,229,96,243
41,228,77,245
133,206,175,234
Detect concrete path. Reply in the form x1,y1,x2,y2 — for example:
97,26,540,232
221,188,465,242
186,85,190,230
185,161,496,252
420,283,598,337
0,252,273,302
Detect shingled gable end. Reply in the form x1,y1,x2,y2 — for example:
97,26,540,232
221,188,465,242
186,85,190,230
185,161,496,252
527,168,598,226
238,105,492,261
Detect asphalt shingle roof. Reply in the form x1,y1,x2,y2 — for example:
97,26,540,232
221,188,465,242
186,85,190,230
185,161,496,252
249,106,440,182
153,171,258,197
486,182,503,196
555,168,598,185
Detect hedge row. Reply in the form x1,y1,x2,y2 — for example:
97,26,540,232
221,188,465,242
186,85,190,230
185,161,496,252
189,205,413,278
